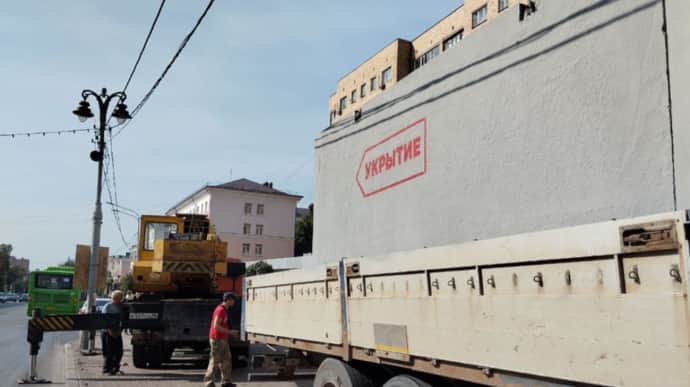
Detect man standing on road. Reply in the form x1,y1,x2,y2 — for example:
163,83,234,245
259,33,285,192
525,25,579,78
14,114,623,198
101,290,124,375
203,292,237,387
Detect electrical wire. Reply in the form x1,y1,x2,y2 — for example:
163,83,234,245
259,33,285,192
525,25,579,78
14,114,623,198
0,128,96,138
123,0,167,94
114,0,216,138
101,1,166,250
106,128,123,238
102,140,130,251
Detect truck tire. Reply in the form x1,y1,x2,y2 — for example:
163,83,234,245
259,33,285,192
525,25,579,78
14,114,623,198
383,375,432,387
132,344,163,368
148,347,163,368
132,345,148,368
314,358,374,387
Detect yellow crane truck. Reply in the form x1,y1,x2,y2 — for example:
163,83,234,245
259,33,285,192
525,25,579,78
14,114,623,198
127,213,247,368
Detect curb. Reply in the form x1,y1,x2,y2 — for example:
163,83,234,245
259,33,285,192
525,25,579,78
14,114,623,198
64,342,81,387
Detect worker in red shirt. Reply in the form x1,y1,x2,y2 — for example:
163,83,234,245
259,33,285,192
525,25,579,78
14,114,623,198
203,292,237,387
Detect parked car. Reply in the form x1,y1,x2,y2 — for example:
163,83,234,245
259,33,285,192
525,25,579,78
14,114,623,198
19,293,28,302
79,298,110,314
0,293,20,303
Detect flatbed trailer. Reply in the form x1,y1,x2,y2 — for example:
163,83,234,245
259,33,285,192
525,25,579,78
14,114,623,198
245,211,690,386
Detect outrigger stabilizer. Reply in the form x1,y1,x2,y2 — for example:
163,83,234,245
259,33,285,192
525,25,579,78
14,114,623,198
18,307,159,385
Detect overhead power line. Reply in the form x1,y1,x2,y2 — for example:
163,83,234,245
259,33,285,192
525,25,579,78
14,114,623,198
101,0,167,252
123,0,167,94
114,0,216,138
103,146,130,251
0,128,96,139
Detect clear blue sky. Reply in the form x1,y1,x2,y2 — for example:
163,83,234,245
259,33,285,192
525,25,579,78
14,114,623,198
0,0,461,269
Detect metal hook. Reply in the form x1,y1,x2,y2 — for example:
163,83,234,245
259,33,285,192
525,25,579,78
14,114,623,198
533,272,544,287
466,276,475,289
628,265,640,284
670,265,682,283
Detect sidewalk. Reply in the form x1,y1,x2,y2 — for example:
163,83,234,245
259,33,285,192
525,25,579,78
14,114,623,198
64,335,312,387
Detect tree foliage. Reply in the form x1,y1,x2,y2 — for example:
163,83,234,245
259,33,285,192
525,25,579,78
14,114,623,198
0,244,12,290
294,204,313,256
62,257,75,267
119,273,133,292
7,266,28,293
246,261,274,276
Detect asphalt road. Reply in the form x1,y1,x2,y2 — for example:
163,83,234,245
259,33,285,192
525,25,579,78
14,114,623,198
0,302,78,386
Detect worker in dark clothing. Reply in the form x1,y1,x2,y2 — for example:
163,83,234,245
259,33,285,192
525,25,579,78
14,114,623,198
101,290,124,375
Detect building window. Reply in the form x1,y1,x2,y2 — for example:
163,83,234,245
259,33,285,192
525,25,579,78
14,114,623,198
498,0,509,12
242,243,250,255
255,244,263,256
244,203,252,214
360,84,366,98
443,30,463,51
414,45,440,69
472,4,488,28
257,204,264,215
351,90,357,103
243,223,251,235
339,96,347,112
381,67,392,85
256,224,263,235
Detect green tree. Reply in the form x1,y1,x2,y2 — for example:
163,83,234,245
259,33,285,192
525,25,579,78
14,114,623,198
294,204,313,256
119,273,133,292
0,244,12,290
7,266,28,293
62,257,75,267
246,261,274,276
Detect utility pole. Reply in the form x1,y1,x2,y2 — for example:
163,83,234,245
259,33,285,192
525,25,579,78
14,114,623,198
73,88,131,353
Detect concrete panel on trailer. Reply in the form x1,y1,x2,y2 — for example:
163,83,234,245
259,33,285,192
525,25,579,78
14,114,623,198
666,0,690,209
340,213,690,386
313,0,676,263
247,211,690,386
245,265,343,345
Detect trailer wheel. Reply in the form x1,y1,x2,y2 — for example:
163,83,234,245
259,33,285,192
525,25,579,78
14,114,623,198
314,358,374,387
383,375,432,387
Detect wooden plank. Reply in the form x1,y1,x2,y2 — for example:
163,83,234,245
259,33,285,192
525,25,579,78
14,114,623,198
73,244,109,292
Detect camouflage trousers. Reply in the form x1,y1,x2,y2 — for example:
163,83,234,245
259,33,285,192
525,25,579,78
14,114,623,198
203,339,232,386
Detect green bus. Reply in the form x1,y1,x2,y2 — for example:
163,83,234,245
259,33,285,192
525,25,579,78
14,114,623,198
27,266,81,317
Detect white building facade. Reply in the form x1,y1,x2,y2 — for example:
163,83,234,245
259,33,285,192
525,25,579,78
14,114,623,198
167,179,302,261
107,255,133,282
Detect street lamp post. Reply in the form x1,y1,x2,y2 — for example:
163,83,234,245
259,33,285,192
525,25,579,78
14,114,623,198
73,88,131,353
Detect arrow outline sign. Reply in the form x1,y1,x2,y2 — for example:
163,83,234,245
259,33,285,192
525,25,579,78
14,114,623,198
355,118,427,198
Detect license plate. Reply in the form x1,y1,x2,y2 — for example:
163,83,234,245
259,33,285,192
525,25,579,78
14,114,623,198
129,312,159,320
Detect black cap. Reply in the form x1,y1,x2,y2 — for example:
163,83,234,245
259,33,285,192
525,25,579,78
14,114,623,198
222,292,235,301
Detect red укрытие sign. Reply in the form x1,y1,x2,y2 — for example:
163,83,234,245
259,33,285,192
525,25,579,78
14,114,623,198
356,118,427,197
